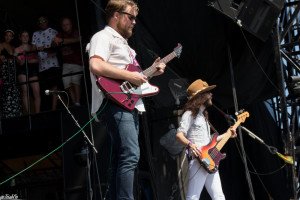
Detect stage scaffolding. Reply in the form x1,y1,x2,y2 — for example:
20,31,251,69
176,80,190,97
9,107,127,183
274,0,300,199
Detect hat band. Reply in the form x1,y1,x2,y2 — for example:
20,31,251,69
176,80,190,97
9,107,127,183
191,88,206,96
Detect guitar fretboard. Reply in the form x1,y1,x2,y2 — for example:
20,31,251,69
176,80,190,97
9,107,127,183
142,51,177,78
215,112,249,150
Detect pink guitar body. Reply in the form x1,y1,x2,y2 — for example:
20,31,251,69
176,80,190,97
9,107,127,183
97,64,160,111
96,43,183,111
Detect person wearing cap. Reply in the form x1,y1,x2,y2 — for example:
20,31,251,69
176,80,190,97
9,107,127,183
176,79,236,200
32,16,60,111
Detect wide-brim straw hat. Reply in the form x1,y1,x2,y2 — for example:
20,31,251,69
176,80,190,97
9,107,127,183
187,79,216,99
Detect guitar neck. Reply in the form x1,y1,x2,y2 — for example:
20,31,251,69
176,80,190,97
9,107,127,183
215,121,241,151
142,51,177,77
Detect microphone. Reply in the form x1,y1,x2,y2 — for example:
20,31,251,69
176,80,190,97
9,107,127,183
45,89,64,95
276,152,293,165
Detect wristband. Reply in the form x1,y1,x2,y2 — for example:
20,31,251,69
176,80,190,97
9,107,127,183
187,140,192,149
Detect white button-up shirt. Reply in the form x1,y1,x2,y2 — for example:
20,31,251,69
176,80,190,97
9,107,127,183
87,26,145,115
177,106,211,147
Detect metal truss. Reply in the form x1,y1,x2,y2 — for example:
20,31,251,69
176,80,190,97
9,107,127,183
276,0,300,199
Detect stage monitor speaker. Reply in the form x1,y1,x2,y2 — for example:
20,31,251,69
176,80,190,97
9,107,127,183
208,0,240,20
237,0,284,41
208,0,284,41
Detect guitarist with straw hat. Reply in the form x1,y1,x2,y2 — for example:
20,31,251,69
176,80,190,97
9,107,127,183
176,79,237,200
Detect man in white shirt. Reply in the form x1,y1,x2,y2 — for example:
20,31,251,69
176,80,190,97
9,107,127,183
88,0,166,199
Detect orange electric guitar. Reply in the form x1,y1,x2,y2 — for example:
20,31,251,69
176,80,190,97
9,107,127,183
197,111,249,174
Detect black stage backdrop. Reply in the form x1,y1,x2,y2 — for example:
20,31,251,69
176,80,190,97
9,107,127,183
0,0,291,199
127,0,289,199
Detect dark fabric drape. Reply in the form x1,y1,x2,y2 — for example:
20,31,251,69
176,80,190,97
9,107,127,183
135,0,278,108
0,0,291,199
128,0,290,199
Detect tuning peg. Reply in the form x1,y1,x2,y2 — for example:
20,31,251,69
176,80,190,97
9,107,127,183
235,109,245,116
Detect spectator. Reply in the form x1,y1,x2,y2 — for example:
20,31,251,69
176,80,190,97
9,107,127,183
176,79,237,200
32,16,60,111
0,29,21,118
15,30,41,114
54,17,83,106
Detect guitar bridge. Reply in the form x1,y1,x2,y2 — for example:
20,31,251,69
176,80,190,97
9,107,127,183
201,158,211,168
120,81,135,94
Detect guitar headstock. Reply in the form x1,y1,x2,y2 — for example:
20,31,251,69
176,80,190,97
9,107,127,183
236,111,249,124
174,43,183,58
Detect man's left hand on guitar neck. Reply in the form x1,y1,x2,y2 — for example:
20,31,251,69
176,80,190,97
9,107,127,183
152,57,166,76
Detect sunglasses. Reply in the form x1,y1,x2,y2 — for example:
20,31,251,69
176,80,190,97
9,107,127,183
119,11,137,21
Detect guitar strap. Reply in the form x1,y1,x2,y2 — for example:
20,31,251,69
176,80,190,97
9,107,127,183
128,48,140,67
208,121,220,135
186,118,218,161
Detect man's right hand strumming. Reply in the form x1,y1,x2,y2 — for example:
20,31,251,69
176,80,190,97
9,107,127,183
128,71,147,86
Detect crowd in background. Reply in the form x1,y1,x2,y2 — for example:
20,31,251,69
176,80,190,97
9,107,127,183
0,16,84,119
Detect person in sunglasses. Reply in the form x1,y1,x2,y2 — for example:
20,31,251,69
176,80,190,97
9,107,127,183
32,16,60,111
176,79,237,200
87,0,166,199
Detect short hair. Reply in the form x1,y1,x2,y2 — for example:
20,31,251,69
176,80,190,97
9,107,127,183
105,0,138,22
19,30,30,37
60,17,73,25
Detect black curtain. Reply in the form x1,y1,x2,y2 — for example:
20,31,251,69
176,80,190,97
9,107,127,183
127,0,289,199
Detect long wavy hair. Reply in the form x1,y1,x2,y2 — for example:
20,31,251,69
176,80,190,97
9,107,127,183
183,92,212,119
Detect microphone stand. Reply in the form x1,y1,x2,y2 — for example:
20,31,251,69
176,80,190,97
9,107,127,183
56,93,98,200
227,44,255,200
213,104,293,165
24,54,32,131
241,125,293,164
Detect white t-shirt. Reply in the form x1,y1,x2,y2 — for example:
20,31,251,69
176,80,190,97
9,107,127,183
32,27,59,72
87,26,145,115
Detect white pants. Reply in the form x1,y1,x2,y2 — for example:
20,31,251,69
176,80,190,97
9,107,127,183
186,159,225,200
